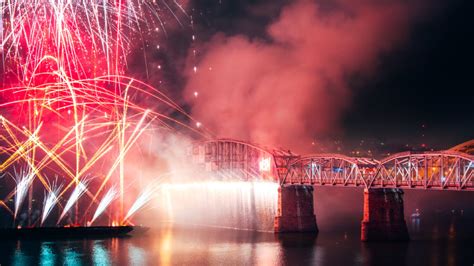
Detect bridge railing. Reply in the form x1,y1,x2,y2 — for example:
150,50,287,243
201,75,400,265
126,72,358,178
190,138,289,182
367,151,474,190
191,139,474,191
283,154,377,187
282,151,474,190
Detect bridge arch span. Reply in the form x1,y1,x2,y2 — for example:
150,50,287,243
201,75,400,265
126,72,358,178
191,138,298,181
283,153,379,187
369,151,474,190
449,139,474,155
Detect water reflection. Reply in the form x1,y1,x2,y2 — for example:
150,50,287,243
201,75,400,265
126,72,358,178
128,244,146,266
63,247,82,266
39,243,55,266
361,242,409,266
93,241,111,266
158,225,172,266
12,248,30,266
0,226,473,266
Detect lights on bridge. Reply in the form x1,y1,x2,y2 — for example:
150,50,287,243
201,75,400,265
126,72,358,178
468,162,474,169
259,158,271,172
332,167,344,173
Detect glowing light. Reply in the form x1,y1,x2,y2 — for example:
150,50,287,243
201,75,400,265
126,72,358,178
0,0,198,227
123,185,157,223
91,187,118,224
59,181,88,223
13,167,35,219
41,182,63,225
160,181,279,231
259,158,271,172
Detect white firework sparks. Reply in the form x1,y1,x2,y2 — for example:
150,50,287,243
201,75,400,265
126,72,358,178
58,180,89,223
123,184,158,222
41,180,63,225
13,167,35,220
91,186,118,224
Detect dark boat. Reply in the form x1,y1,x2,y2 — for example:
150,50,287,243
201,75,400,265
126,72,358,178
0,225,135,239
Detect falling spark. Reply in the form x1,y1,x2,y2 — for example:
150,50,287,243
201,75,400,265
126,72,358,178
13,167,35,220
0,0,190,79
0,0,204,227
123,185,157,223
41,181,63,225
91,187,118,225
58,181,89,223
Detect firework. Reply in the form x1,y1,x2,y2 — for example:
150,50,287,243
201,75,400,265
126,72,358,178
122,183,157,223
41,180,63,225
0,0,189,80
0,1,201,228
58,180,89,223
13,167,35,220
91,186,117,225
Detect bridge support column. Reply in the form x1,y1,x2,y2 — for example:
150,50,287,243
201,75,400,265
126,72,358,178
361,188,409,241
274,185,318,233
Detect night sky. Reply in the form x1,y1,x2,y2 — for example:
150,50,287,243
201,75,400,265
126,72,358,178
344,0,474,149
131,0,473,155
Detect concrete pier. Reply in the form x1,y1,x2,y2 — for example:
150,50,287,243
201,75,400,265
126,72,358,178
274,185,318,233
361,188,409,241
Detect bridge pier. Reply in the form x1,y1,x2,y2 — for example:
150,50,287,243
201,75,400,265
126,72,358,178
274,185,318,233
361,188,409,241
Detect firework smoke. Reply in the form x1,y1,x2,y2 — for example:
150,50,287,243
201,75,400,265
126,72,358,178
0,0,198,227
123,183,158,223
185,0,420,151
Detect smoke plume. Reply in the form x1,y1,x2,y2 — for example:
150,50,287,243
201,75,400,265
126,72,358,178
184,0,420,152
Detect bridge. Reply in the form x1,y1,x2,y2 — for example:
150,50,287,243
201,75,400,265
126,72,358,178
191,138,474,241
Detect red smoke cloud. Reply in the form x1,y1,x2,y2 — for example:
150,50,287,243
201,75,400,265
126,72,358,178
184,0,418,152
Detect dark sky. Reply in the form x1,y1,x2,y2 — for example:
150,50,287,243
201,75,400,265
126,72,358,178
344,0,474,149
135,0,473,152
191,0,474,148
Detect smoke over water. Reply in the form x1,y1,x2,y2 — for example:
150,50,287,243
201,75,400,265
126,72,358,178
127,0,431,230
124,133,278,231
157,181,278,232
184,0,419,151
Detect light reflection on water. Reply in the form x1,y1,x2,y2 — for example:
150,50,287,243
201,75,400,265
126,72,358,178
39,243,54,266
1,225,474,266
93,241,111,266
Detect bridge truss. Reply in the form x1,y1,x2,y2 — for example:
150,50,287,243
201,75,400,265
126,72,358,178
192,139,474,191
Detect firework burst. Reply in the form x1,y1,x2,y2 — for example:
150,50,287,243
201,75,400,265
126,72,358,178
41,178,63,225
0,1,200,227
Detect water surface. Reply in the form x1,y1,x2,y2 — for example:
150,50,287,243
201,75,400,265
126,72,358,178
1,225,473,266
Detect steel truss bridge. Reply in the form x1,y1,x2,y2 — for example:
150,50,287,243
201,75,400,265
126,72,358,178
191,139,474,191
